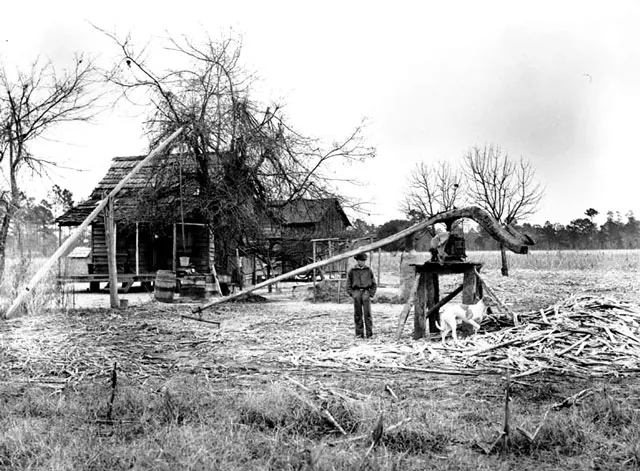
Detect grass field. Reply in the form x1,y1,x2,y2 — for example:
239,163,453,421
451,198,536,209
1,252,640,470
370,249,640,273
468,249,640,271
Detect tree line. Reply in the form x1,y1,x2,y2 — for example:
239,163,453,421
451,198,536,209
3,185,75,257
511,209,639,251
367,207,640,253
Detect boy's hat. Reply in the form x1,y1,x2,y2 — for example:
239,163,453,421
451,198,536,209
354,253,368,261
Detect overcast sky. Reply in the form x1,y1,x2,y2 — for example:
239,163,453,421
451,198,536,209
2,0,639,226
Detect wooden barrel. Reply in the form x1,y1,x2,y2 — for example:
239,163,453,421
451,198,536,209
155,270,176,303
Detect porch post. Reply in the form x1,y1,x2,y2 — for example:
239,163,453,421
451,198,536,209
57,226,62,279
105,197,120,309
135,222,139,276
172,223,177,272
312,240,317,301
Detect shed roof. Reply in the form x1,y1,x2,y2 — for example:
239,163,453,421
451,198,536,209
273,198,351,227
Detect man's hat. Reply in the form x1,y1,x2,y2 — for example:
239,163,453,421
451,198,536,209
354,253,368,261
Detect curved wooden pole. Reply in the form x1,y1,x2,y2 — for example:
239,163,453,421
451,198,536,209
192,206,534,314
3,127,185,319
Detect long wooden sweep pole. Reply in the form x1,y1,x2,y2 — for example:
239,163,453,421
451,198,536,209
193,205,533,314
3,127,185,319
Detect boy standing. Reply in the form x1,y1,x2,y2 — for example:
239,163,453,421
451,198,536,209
347,253,377,338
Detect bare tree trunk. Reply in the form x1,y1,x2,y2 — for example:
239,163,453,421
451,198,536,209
0,213,11,283
500,244,509,277
17,224,23,258
0,159,21,283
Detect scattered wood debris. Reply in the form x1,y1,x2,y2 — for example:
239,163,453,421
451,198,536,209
1,293,639,388
279,294,640,379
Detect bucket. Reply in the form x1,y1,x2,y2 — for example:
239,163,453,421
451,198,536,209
179,256,190,267
155,270,176,303
204,274,219,298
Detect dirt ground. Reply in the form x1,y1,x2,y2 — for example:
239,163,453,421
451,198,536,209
2,267,640,470
5,268,640,386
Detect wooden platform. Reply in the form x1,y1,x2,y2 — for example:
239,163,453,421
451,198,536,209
57,274,157,283
411,262,484,339
57,274,157,294
411,261,482,275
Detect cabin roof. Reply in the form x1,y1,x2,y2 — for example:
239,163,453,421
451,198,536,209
57,155,351,229
56,153,203,226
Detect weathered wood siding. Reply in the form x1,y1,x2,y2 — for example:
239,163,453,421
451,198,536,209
91,223,128,274
317,203,349,236
176,225,211,274
91,222,213,275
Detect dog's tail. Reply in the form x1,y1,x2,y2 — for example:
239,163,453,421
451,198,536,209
435,320,442,331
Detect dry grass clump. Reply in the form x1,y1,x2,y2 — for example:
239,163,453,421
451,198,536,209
481,383,640,469
504,413,589,457
238,384,363,438
580,392,639,432
2,375,640,470
510,381,561,403
382,426,453,454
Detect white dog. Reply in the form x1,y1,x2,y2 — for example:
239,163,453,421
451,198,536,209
436,298,489,344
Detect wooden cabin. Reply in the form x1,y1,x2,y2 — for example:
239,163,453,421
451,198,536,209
260,198,352,274
266,198,351,239
56,155,351,289
56,155,216,289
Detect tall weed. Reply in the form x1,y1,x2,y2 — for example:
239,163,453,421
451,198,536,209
0,255,73,314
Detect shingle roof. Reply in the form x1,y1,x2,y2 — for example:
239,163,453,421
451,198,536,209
273,198,351,227
56,153,199,226
56,154,352,230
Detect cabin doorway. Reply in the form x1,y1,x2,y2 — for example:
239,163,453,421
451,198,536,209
152,234,173,271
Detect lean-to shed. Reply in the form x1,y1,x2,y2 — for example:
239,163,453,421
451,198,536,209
261,198,352,274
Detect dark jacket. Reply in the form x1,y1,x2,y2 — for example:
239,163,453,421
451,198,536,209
347,265,377,297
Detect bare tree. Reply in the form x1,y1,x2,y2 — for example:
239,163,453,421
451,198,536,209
402,161,464,220
100,30,375,269
0,57,99,281
400,160,464,237
463,144,544,275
